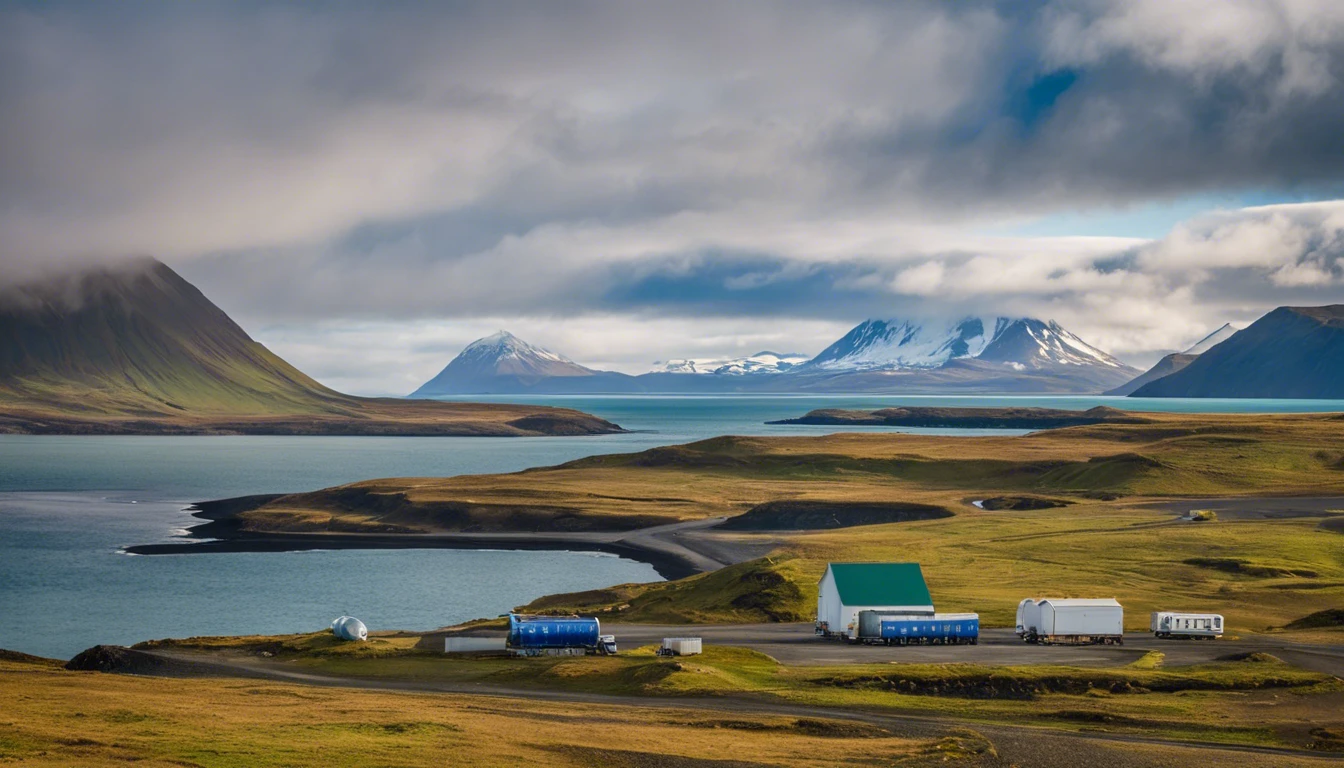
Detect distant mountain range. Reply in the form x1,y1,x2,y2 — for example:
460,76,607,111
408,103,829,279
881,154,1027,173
653,351,809,375
412,316,1141,396
0,260,621,435
1127,307,1344,398
1104,324,1238,396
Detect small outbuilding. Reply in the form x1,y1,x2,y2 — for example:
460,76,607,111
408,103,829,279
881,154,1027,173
816,562,934,639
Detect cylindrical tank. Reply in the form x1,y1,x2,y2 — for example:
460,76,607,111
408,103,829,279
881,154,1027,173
507,614,600,649
331,616,368,642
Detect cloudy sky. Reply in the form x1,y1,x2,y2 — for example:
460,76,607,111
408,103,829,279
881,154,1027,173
4,1,1344,394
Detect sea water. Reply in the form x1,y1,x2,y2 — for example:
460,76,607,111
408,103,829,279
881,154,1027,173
1,394,1340,658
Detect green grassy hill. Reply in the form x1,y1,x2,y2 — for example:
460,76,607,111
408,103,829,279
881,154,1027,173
0,258,620,436
0,257,357,417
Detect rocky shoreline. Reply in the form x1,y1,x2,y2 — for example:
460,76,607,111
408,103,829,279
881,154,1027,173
123,496,729,580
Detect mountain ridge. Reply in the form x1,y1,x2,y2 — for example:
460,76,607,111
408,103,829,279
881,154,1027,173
1129,306,1344,399
1104,323,1242,396
412,315,1138,396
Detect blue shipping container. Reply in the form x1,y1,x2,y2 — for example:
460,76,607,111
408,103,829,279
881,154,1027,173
878,613,979,645
508,614,601,649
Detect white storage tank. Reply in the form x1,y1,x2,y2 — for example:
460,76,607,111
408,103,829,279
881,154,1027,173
661,637,702,656
331,616,368,642
1151,611,1223,639
1029,598,1124,645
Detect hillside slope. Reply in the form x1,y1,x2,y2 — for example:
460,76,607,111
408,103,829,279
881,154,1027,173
1105,353,1197,396
1131,306,1344,399
0,259,620,435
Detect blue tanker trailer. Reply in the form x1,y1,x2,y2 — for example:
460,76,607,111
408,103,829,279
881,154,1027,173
857,611,979,645
507,614,618,656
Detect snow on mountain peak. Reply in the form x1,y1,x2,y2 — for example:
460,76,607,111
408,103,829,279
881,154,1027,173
1182,323,1239,355
804,316,1005,371
653,350,810,375
462,330,574,365
976,318,1129,370
805,316,1131,372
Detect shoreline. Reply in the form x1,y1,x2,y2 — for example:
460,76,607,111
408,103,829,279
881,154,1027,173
123,532,702,581
123,495,735,580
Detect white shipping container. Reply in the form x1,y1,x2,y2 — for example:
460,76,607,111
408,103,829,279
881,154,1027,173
1037,598,1123,639
445,636,507,653
661,637,702,656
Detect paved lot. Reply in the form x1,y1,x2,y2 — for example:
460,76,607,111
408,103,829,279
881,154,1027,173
601,623,1344,674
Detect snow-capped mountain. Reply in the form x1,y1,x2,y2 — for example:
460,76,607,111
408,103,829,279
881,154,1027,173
412,322,1139,396
653,351,810,375
976,319,1130,370
411,331,615,395
445,331,593,378
1181,323,1239,355
803,316,1129,373
804,317,1001,371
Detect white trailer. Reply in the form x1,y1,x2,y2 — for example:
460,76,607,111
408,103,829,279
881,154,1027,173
445,636,507,653
1151,612,1223,639
659,637,703,656
1015,598,1042,639
1026,598,1124,645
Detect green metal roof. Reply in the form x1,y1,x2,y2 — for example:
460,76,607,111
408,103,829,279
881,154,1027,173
828,562,932,607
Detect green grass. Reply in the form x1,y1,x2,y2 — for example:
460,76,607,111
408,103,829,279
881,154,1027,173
522,556,816,623
522,506,1344,633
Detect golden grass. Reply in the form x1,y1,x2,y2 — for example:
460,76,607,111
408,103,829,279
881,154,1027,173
97,640,1344,753
240,412,1344,533
0,656,956,767
521,502,1344,632
228,412,1344,630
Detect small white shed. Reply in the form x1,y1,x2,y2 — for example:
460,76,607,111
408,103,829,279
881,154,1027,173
817,562,935,639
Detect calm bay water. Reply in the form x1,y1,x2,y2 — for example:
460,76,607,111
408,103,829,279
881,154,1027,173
2,394,1340,659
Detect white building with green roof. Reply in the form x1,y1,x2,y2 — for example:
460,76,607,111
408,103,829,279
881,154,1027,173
816,562,935,638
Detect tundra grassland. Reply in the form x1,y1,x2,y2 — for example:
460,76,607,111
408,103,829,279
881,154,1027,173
0,654,972,767
239,413,1344,631
121,635,1344,753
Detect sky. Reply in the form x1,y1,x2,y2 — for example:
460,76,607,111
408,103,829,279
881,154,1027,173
3,1,1344,395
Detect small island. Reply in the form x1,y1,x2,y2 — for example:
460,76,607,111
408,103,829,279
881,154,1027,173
768,405,1151,430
